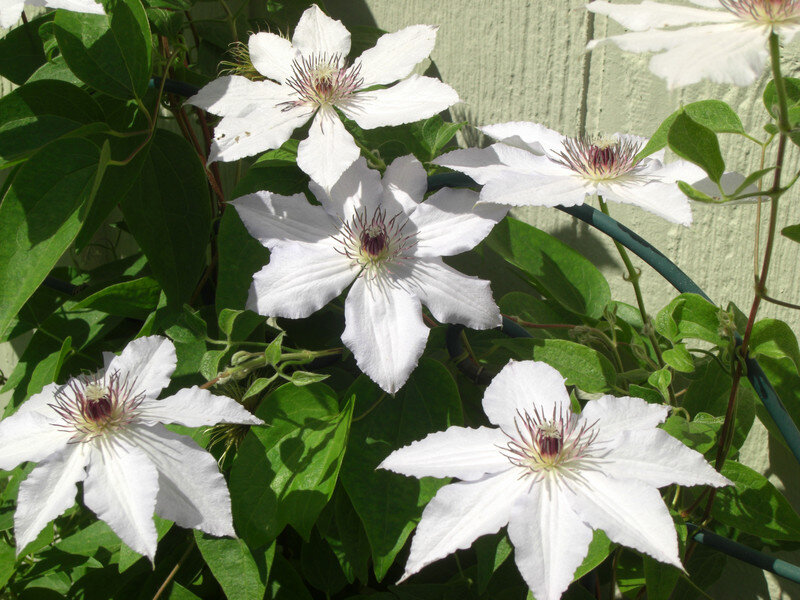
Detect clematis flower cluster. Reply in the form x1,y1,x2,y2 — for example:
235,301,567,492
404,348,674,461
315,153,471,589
0,336,262,561
233,155,504,393
436,122,704,225
187,4,458,190
381,360,731,600
587,0,800,88
0,0,103,29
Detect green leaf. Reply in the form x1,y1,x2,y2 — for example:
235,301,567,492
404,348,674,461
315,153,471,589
73,277,160,319
235,141,308,197
749,319,800,374
655,293,726,346
782,223,800,244
648,368,672,398
640,100,745,157
644,556,681,600
120,129,211,307
677,180,718,204
218,308,265,342
0,13,53,85
532,339,617,393
0,138,105,343
300,528,347,595
54,0,152,99
340,359,462,580
661,414,720,455
194,534,274,600
499,291,580,340
318,488,371,585
266,552,314,600
486,218,611,318
27,336,71,397
230,384,353,547
763,77,800,118
56,521,121,557
712,461,800,540
216,208,270,313
662,344,694,373
574,530,614,580
474,534,512,594
0,80,104,168
415,115,464,160
289,371,329,386
667,112,725,183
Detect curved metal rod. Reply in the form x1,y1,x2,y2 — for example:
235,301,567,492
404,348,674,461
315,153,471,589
687,524,800,584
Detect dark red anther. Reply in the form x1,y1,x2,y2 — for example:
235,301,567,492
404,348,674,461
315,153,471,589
84,396,113,422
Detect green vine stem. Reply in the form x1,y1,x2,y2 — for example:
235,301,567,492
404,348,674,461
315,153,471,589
597,196,674,404
708,32,791,486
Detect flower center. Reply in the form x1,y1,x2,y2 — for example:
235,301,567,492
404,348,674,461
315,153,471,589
552,136,642,182
334,206,415,277
720,0,800,23
501,405,599,480
50,372,143,442
284,53,363,109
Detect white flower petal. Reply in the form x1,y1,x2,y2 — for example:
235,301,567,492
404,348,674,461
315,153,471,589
409,187,507,257
591,23,767,89
654,159,706,184
342,276,428,394
649,24,767,88
297,107,361,191
579,395,669,441
480,121,565,155
84,439,159,561
480,170,590,207
208,104,311,164
138,387,263,427
604,429,731,488
395,258,501,330
186,76,288,118
14,382,59,417
0,0,24,28
599,180,693,226
249,32,297,83
341,75,458,130
689,0,722,7
379,426,510,481
586,0,734,31
309,156,384,221
566,471,682,568
248,242,357,319
482,360,571,433
401,470,527,581
106,335,176,398
382,154,427,213
433,147,520,186
292,4,350,58
129,425,236,538
507,478,594,600
354,25,438,86
0,411,71,470
41,0,103,12
232,191,337,249
14,444,87,553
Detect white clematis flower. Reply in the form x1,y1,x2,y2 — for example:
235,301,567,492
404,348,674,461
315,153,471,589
233,155,504,393
186,4,459,191
0,335,263,561
435,122,705,226
1,0,103,29
586,0,800,88
380,360,731,600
